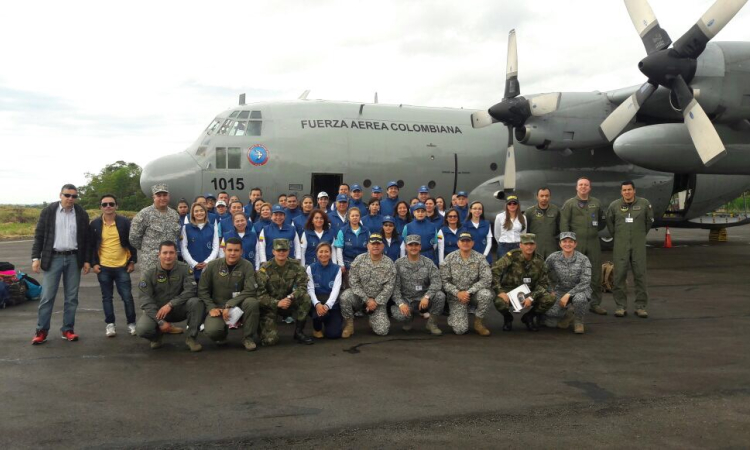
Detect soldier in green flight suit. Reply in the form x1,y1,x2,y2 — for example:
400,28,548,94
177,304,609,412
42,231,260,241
524,187,561,260
491,233,556,332
199,237,263,352
606,180,654,318
560,176,607,315
257,238,314,346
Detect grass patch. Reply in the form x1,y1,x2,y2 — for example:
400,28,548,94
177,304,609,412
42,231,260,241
0,206,138,239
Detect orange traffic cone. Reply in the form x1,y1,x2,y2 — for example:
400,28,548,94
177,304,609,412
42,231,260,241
664,227,672,248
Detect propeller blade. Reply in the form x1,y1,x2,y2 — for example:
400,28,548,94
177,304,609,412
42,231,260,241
600,82,657,141
670,76,727,165
529,92,561,116
471,110,497,129
505,29,520,99
624,0,672,54
673,0,748,58
504,132,517,192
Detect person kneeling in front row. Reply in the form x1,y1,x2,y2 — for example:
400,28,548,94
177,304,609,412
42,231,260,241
543,232,592,334
198,237,262,352
135,241,205,351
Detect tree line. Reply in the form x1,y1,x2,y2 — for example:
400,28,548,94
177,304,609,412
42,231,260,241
78,161,151,211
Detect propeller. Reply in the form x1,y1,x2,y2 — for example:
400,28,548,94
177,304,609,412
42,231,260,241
600,0,747,166
471,30,560,192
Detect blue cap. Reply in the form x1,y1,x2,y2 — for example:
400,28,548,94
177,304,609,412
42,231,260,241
372,185,382,193
204,192,216,200
271,204,286,214
336,194,349,203
387,181,399,188
411,202,426,212
351,184,362,192
456,191,468,197
382,215,395,224
418,185,429,193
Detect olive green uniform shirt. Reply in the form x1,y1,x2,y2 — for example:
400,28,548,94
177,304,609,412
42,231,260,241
138,261,196,321
198,257,262,310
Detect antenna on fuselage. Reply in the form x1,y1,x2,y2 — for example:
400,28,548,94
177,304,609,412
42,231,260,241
239,93,246,105
299,90,310,100
374,92,378,104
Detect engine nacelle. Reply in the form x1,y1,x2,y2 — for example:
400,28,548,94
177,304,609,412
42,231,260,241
514,92,612,151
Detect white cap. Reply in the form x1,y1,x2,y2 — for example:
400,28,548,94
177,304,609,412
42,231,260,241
317,191,329,199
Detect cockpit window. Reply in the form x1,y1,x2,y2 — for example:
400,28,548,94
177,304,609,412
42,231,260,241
217,119,233,135
229,110,240,118
250,110,262,119
216,147,227,169
215,147,242,169
196,146,207,157
238,111,250,119
247,121,261,136
230,121,247,136
205,119,222,135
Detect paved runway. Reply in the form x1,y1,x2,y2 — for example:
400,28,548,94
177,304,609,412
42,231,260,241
1,227,749,449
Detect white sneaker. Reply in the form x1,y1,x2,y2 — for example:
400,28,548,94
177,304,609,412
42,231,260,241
127,323,136,336
105,323,116,337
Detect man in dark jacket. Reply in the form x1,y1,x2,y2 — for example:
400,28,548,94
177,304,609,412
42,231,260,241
87,194,138,337
31,184,90,345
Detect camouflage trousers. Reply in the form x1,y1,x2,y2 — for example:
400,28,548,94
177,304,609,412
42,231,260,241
493,291,556,315
204,297,260,343
390,292,446,323
340,289,390,336
259,294,312,346
447,289,493,335
543,292,588,326
135,297,205,341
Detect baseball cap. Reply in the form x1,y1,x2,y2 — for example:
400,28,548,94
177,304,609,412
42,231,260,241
317,191,329,199
418,185,429,193
216,200,227,207
151,184,169,195
456,191,468,197
520,233,536,244
273,239,290,251
369,233,384,244
405,235,421,245
382,215,395,224
559,231,577,241
387,181,399,188
336,194,348,203
371,186,382,193
204,193,216,200
458,232,473,241
411,202,426,212
271,204,286,214
351,184,362,192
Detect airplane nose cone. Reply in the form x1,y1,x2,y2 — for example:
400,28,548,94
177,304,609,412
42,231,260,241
140,151,202,203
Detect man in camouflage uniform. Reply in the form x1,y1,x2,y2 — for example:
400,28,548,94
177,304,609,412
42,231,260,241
199,237,263,351
135,241,205,351
440,232,493,336
606,181,654,318
492,233,556,332
390,235,445,335
129,184,181,277
560,177,607,315
543,232,592,334
524,187,560,259
340,233,396,337
257,239,313,346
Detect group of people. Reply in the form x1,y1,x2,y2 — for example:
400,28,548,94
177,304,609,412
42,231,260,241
29,176,654,350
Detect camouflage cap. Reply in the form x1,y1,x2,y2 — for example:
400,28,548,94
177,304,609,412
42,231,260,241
559,231,577,241
405,234,421,245
273,238,290,251
520,233,536,244
151,184,169,195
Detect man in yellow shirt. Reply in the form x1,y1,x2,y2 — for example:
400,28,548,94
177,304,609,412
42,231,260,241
87,194,138,337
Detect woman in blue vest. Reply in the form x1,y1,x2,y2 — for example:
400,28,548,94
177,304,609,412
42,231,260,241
181,203,219,280
306,242,343,339
292,195,315,237
220,212,260,269
435,196,447,217
424,198,443,225
401,203,438,264
219,201,248,239
462,201,493,263
393,200,412,234
437,208,462,264
300,209,336,266
334,208,370,272
380,215,404,262
253,202,273,234
258,205,301,262
362,198,383,232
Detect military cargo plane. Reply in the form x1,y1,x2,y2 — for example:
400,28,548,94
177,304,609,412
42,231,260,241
141,0,750,231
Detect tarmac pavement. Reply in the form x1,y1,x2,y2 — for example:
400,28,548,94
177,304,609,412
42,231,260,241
1,226,749,449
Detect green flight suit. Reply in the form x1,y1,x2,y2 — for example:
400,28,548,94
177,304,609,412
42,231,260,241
256,259,312,346
524,203,561,260
606,196,654,310
560,196,606,306
135,261,205,340
491,249,556,314
198,257,263,343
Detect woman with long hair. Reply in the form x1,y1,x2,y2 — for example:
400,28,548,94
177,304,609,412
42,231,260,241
181,203,219,280
300,209,336,266
380,215,404,262
493,194,527,259
362,198,383,232
435,196,447,216
393,200,412,234
252,202,273,234
462,201,493,263
424,198,443,224
437,208,462,264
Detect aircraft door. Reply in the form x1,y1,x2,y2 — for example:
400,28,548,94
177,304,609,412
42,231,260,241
311,173,343,199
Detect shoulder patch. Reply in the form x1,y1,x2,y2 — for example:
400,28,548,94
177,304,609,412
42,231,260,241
139,281,147,288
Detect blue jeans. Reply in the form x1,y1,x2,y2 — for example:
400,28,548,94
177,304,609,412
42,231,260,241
497,242,520,259
97,266,136,324
37,254,82,333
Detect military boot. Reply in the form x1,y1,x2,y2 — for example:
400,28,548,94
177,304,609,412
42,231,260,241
521,312,539,332
342,318,354,338
426,315,442,336
473,317,491,336
312,329,324,339
243,339,257,351
150,333,164,350
635,309,648,318
614,308,626,317
557,309,574,330
185,336,202,352
589,305,608,315
574,320,585,334
501,311,514,331
294,318,314,345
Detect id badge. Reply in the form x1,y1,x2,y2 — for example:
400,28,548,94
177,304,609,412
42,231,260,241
232,292,240,298
415,285,423,291
523,278,531,284
592,221,598,227
625,217,634,223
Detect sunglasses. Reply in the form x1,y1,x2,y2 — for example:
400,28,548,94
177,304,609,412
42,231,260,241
447,215,458,219
101,202,116,207
62,193,78,199
383,223,394,226
508,202,518,205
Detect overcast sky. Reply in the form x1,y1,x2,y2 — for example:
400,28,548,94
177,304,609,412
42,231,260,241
2,0,749,204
